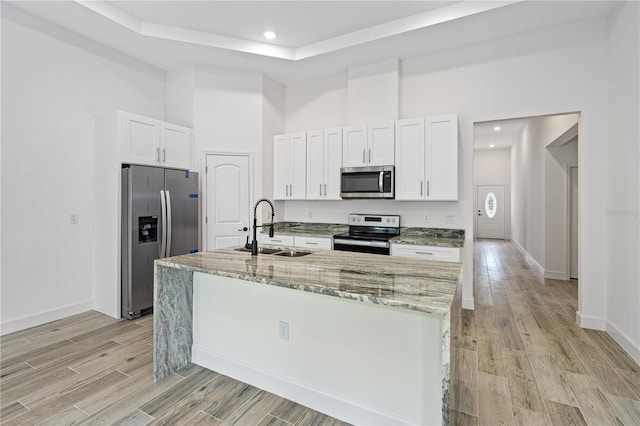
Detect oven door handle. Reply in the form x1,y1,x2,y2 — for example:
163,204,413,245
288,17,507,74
333,238,389,248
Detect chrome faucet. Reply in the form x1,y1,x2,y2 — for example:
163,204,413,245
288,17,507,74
248,198,275,255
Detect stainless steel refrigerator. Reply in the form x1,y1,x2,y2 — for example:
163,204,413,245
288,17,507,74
121,165,199,319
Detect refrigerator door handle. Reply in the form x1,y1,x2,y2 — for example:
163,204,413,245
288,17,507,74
166,190,172,257
160,190,167,258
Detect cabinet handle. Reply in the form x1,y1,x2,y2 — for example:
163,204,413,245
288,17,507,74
162,148,166,162
320,183,322,197
427,181,430,196
156,147,160,161
304,242,319,245
369,148,372,163
415,251,434,255
285,185,289,197
362,149,366,164
289,184,292,196
271,239,282,243
420,180,423,196
324,183,327,196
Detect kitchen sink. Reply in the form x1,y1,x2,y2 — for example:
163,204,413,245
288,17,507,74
233,247,282,254
274,250,312,257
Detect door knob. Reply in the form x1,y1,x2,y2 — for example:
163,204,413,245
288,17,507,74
238,226,248,231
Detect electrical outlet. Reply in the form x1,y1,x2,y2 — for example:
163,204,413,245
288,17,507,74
279,321,289,340
423,213,429,223
445,214,456,224
69,214,79,224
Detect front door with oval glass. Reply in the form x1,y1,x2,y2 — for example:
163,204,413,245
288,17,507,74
477,185,505,239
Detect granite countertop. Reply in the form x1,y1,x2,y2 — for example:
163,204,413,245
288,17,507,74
391,228,465,248
157,248,461,317
264,222,465,248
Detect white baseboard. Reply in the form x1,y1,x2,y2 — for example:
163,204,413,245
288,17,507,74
0,300,93,336
462,297,475,310
544,270,568,280
606,320,640,365
511,238,544,277
192,345,412,426
576,310,607,330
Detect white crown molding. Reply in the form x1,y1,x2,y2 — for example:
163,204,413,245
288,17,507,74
75,0,520,61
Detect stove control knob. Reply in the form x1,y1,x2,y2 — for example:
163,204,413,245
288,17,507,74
357,217,361,222
386,218,390,223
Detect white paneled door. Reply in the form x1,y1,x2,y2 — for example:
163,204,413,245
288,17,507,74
206,154,251,250
477,185,505,239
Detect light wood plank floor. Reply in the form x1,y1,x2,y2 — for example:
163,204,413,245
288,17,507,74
450,239,640,425
1,239,639,425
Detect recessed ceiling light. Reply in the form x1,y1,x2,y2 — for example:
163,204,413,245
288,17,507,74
493,126,501,131
263,31,276,40
489,144,495,148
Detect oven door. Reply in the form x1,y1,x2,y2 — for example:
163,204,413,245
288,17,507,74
333,238,390,255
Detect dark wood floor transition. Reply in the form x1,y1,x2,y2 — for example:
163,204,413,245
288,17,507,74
1,239,639,425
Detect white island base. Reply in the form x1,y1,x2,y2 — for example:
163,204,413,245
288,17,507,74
192,272,446,426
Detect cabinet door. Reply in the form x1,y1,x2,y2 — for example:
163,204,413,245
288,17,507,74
161,123,191,170
306,130,325,200
395,118,425,200
260,234,294,246
426,114,458,200
342,125,367,167
289,132,307,199
368,121,395,166
324,128,343,200
294,236,332,250
391,244,460,262
121,112,160,166
273,135,290,200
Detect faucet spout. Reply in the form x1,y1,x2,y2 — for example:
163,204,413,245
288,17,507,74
251,198,275,256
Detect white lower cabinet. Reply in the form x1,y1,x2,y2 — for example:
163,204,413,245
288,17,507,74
259,234,332,250
391,243,460,263
259,234,295,246
294,236,333,250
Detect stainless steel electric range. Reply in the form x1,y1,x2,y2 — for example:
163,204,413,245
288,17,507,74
333,214,400,255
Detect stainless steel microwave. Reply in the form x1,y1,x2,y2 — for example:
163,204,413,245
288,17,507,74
340,166,395,199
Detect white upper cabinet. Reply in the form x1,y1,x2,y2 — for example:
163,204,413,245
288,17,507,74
160,122,192,170
121,112,192,170
342,122,394,167
306,128,342,200
274,132,307,200
367,121,395,166
395,118,426,200
395,114,458,201
426,114,458,200
121,113,160,166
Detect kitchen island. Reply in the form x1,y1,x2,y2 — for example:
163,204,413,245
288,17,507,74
153,247,461,425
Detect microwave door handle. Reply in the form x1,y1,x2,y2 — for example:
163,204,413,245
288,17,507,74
379,171,384,193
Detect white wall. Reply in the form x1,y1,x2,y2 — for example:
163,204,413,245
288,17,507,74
474,148,511,238
606,0,640,363
1,15,165,333
545,137,578,279
284,19,609,315
511,114,579,270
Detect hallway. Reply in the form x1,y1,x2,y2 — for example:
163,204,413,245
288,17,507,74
450,239,640,425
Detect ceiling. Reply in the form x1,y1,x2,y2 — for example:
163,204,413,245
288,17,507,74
474,118,528,150
3,1,619,84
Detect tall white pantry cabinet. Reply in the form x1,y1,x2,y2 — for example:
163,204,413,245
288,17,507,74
395,114,458,201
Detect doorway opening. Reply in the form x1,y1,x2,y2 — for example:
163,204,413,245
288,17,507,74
473,112,580,283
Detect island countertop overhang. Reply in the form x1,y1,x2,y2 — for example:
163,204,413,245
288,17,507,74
156,247,462,317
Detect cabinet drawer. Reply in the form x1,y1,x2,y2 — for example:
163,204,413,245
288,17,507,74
294,236,332,250
391,244,460,262
259,234,294,246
